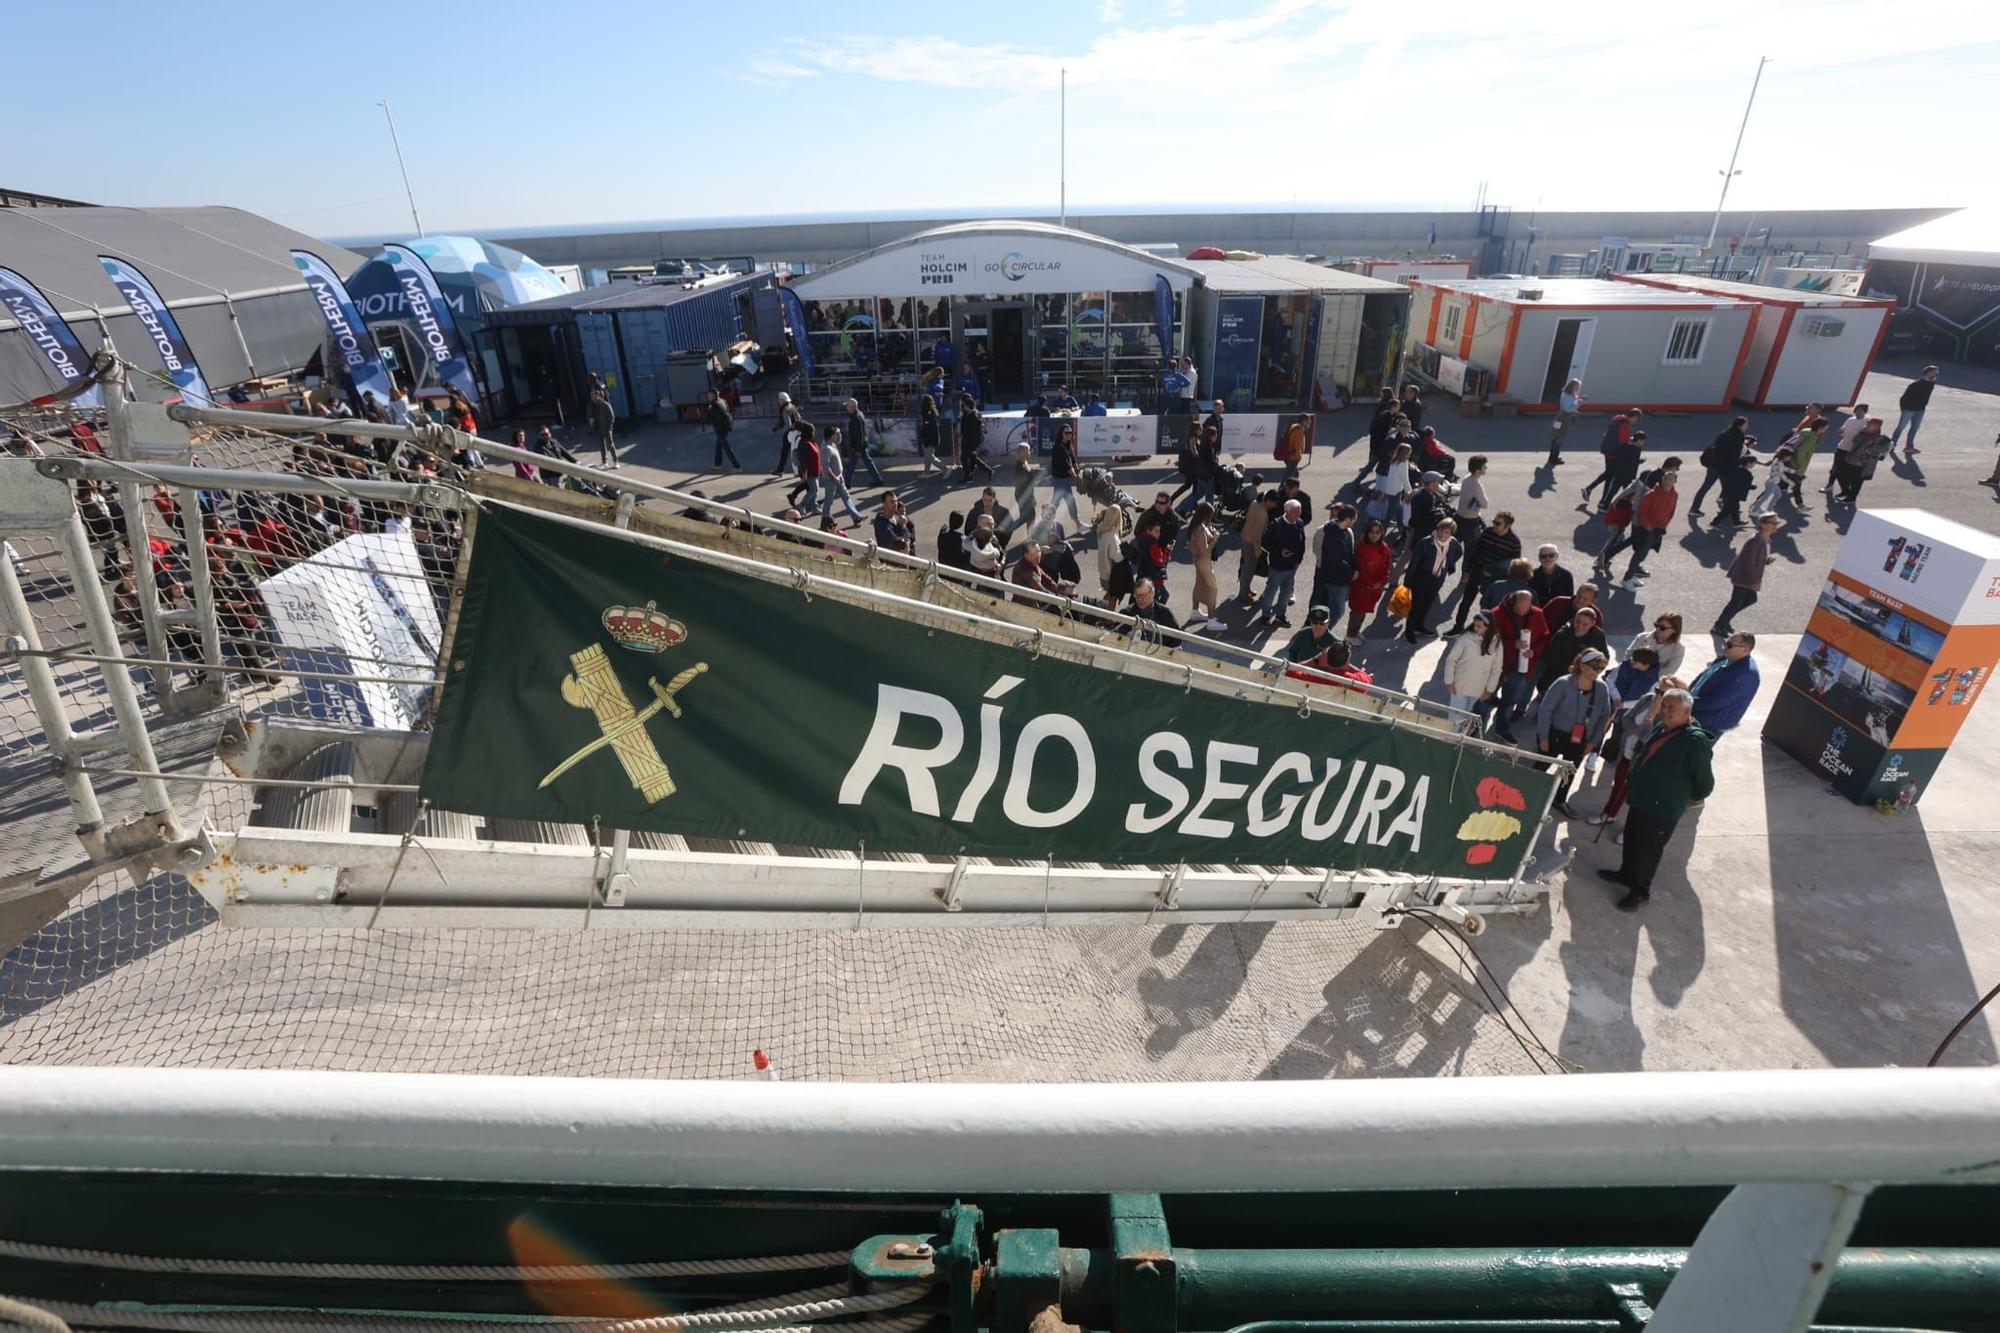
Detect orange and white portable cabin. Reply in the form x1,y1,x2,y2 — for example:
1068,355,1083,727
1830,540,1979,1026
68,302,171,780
1404,277,1756,412
1610,272,1895,409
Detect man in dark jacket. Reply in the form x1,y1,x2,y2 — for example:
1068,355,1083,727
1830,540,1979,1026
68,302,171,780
706,390,739,469
1311,501,1359,626
1690,632,1762,734
1409,471,1451,543
1601,687,1714,911
586,389,617,467
1449,511,1523,634
1254,498,1308,629
1580,409,1642,508
843,399,885,486
937,511,971,571
1890,365,1938,453
1404,516,1462,643
956,394,994,481
1691,416,1751,516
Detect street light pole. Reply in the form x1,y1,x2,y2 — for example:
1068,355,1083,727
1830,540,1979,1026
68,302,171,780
1059,67,1067,230
379,99,425,238
1705,56,1769,252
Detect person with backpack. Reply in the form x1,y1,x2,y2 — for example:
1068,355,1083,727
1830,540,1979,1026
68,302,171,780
706,389,740,469
1310,500,1359,629
1690,416,1752,516
771,391,804,475
1580,409,1642,509
1447,511,1523,635
1276,417,1307,479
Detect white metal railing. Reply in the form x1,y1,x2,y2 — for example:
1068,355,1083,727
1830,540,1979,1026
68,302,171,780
0,1065,1992,1192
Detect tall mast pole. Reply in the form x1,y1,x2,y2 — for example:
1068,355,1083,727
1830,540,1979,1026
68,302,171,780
1706,57,1769,252
379,99,425,238
1060,68,1067,229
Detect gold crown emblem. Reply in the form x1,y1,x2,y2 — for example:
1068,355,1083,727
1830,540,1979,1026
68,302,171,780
601,600,686,653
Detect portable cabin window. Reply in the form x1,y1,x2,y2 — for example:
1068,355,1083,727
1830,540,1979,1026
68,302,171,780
1663,317,1710,365
1440,301,1465,345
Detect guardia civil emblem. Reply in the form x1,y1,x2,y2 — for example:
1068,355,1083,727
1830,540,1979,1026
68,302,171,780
538,601,706,803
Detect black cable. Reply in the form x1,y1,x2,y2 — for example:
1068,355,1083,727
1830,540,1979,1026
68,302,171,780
1927,979,2000,1066
1397,910,1550,1074
1403,905,1576,1073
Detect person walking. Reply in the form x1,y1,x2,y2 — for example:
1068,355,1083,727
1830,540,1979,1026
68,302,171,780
916,392,944,475
771,391,804,475
1536,648,1616,817
1823,402,1872,495
1689,632,1762,735
1690,416,1751,517
1613,463,1680,587
1598,687,1714,912
1045,421,1082,535
1403,517,1461,643
1254,499,1308,630
1185,501,1222,630
1786,413,1827,504
1580,409,1642,508
1713,513,1781,635
586,388,618,468
1890,366,1938,453
706,389,740,469
1448,511,1522,634
1011,441,1042,541
786,421,823,512
1444,609,1502,725
957,393,994,482
1344,518,1394,643
843,399,886,486
818,427,864,522
1311,500,1359,630
1830,417,1889,504
1547,379,1583,466
1491,589,1549,741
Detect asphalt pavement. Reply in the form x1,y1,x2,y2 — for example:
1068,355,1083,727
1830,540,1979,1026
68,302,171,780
591,354,2000,688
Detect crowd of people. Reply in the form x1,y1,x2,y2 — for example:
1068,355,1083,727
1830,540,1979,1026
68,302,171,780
713,366,1954,912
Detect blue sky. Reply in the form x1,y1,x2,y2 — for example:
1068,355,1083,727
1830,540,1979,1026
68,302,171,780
9,0,1997,240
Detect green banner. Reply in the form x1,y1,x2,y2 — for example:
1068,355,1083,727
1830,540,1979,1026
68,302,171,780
421,506,1557,879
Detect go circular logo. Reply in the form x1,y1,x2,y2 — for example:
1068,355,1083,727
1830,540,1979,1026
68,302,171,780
987,252,1061,282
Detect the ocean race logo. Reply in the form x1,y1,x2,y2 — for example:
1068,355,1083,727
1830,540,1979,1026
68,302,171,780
1819,724,1856,778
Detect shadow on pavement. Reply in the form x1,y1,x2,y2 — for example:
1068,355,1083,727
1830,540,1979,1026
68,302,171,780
1760,744,1996,1067
1256,930,1516,1078
1138,921,1274,1056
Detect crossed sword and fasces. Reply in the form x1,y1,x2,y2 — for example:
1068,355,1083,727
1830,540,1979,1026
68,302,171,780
538,644,708,802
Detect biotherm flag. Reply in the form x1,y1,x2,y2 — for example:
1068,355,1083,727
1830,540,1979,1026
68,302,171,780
0,267,103,407
97,256,213,407
291,249,397,406
381,244,480,406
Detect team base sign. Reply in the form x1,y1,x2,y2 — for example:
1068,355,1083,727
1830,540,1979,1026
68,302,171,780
422,507,1556,878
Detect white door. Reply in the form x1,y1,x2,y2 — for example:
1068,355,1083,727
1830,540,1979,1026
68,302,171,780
1566,317,1597,383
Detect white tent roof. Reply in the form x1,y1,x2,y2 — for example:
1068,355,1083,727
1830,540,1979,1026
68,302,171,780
1868,209,1993,267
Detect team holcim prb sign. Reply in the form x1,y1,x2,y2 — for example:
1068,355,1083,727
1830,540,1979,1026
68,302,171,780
1763,509,2000,808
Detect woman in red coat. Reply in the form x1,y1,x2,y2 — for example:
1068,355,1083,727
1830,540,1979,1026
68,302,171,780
1344,518,1394,643
1490,588,1550,741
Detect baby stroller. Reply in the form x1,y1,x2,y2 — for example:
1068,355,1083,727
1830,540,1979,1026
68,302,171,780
1212,464,1259,533
1077,465,1138,534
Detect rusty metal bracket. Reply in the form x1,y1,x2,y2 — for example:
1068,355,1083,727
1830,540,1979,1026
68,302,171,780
1108,1193,1175,1333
